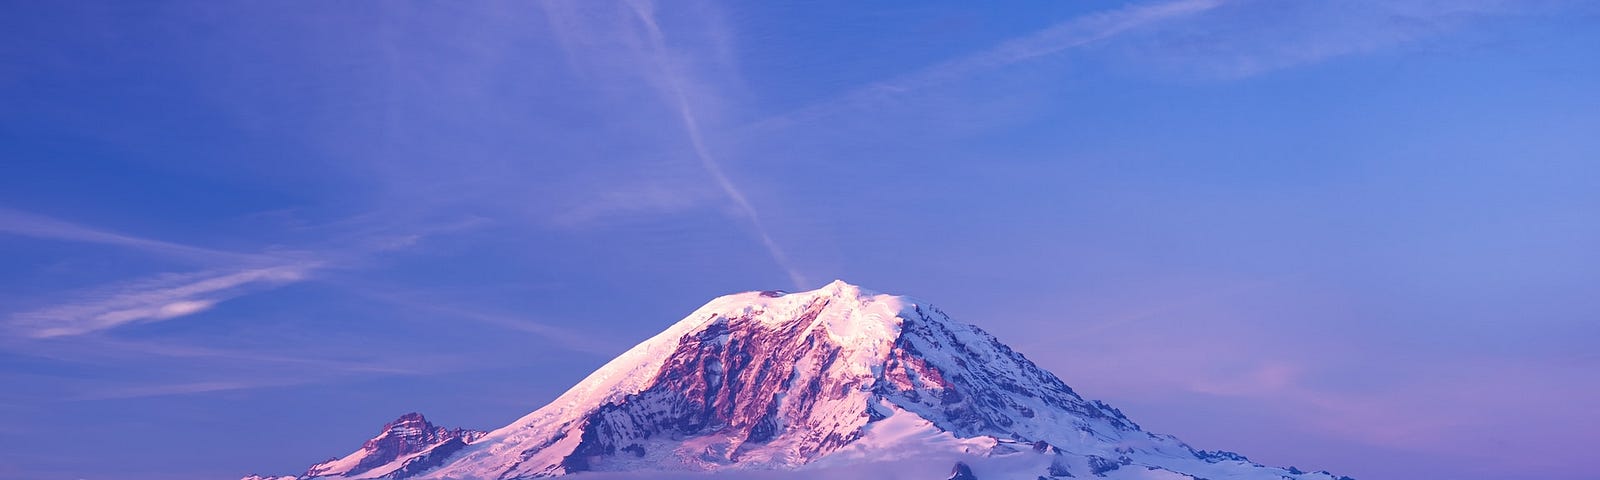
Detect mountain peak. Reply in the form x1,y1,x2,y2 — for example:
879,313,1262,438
381,412,428,429
297,413,484,479
256,284,1347,480
670,280,915,355
818,278,871,296
752,279,885,303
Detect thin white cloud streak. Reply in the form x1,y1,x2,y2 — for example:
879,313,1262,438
749,0,1227,131
746,0,1567,131
548,183,721,228
0,207,266,264
69,380,306,401
0,326,476,402
0,206,492,340
619,0,808,290
1180,357,1600,475
337,285,625,357
1104,0,1575,79
66,362,452,400
8,263,319,338
1032,310,1600,475
432,308,626,357
19,336,458,376
66,356,465,400
0,207,324,337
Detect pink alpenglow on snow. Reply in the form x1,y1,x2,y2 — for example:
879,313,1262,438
248,281,1349,480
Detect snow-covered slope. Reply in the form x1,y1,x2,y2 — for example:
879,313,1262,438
251,281,1349,480
269,413,485,480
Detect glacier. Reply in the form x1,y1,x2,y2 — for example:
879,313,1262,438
245,280,1348,480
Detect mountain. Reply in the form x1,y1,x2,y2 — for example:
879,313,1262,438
249,280,1349,480
246,413,485,480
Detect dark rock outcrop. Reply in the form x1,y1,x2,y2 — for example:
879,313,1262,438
949,461,979,480
301,412,485,478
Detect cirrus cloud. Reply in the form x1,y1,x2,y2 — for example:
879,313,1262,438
8,263,318,338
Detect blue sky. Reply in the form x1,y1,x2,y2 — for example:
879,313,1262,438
2,1,1597,479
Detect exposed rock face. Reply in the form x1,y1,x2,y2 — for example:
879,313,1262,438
564,297,876,465
540,285,1140,475
250,281,1349,480
948,461,979,480
296,412,485,479
427,281,1157,479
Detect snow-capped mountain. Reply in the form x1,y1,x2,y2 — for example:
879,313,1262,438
248,413,485,480
249,281,1349,479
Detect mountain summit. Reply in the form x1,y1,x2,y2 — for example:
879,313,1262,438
249,281,1348,479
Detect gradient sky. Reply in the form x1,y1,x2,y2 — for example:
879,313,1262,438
2,1,1598,479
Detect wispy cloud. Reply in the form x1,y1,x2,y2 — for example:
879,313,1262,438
747,0,1572,132
416,305,626,357
0,206,496,340
750,0,1226,131
0,207,323,338
336,285,626,357
8,263,319,338
1029,299,1600,475
0,205,518,406
0,207,266,264
549,182,722,228
21,336,459,376
1179,357,1599,469
623,0,808,290
69,380,304,401
65,359,466,400
1100,0,1570,79
537,0,809,289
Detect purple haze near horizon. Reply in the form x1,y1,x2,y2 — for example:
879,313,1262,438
1,1,1597,479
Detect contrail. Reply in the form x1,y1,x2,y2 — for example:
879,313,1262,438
626,0,808,290
616,0,1225,291
746,0,1226,132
